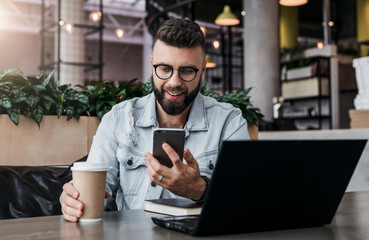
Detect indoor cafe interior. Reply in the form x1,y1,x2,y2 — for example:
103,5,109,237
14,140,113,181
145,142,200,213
0,0,369,239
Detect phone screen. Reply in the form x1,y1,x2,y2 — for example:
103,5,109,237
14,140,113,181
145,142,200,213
153,128,185,168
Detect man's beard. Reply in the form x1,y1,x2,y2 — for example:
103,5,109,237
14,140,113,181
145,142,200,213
153,78,201,116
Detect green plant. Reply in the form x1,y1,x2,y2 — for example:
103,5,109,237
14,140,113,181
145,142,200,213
77,78,145,119
200,83,264,126
0,69,263,127
0,68,89,126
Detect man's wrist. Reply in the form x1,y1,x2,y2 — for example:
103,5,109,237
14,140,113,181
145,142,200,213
195,176,210,203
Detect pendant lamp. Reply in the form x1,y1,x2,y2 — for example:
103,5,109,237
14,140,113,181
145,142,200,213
215,5,240,26
279,0,308,7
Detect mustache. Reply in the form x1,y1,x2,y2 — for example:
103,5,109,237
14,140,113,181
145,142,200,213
162,86,186,92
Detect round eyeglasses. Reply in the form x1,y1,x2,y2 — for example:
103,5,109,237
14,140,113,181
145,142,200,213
153,64,202,82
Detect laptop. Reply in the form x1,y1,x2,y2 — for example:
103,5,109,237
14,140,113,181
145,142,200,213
152,140,367,236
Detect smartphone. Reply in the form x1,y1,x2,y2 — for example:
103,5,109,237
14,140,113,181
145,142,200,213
153,128,185,168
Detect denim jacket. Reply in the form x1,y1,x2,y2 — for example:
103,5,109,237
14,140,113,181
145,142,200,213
87,92,250,210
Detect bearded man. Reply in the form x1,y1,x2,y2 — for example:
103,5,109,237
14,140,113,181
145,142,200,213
61,18,249,222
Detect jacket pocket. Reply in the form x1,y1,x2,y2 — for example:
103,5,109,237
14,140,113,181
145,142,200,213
116,144,147,197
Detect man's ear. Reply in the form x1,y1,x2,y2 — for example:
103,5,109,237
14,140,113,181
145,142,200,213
150,55,153,65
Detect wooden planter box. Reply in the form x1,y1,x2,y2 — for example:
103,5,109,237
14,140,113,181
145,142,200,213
0,114,259,166
0,115,100,166
248,124,258,140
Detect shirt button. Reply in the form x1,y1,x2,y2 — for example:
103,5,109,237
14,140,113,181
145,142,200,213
151,182,156,187
127,158,133,166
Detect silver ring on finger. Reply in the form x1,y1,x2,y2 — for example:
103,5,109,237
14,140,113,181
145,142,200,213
157,175,163,182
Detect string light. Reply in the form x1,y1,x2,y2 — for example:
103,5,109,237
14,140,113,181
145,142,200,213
115,28,124,39
89,11,102,22
213,40,220,49
316,41,324,49
65,23,73,33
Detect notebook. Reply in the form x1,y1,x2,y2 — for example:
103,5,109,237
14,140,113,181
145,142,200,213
152,139,367,236
145,198,202,216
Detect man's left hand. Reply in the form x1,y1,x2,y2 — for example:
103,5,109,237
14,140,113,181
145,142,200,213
145,143,206,200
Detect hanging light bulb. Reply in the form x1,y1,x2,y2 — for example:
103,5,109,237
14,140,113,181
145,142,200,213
316,41,324,49
115,28,124,39
65,23,73,33
205,54,216,68
89,11,102,22
279,0,308,6
213,40,220,49
215,5,240,26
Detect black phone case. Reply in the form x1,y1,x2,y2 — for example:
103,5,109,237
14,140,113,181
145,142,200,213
153,129,185,168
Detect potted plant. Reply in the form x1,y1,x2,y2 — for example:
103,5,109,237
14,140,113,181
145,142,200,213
0,69,95,165
200,83,263,140
0,69,263,166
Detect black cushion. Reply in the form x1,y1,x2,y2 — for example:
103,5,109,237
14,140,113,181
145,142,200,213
0,156,87,220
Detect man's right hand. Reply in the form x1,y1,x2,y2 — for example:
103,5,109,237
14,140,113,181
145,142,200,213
61,183,83,222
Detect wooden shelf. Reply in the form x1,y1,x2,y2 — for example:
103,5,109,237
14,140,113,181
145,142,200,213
284,96,330,102
279,115,331,120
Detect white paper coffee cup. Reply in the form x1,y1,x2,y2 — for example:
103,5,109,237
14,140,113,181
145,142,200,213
71,162,108,223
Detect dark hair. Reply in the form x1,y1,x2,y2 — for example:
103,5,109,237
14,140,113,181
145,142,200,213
153,18,205,56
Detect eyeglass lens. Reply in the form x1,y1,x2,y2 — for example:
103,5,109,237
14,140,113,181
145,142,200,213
155,65,198,82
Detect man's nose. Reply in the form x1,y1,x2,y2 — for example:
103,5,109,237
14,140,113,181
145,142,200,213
166,70,182,86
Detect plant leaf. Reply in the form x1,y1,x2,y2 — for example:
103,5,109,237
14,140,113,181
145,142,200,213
24,107,32,119
56,103,63,118
42,69,55,86
0,82,12,87
65,106,74,120
7,108,19,125
65,92,89,104
0,94,12,108
25,95,40,107
41,95,57,104
0,69,16,80
32,85,47,95
2,75,30,86
12,96,28,104
32,106,43,126
44,101,52,111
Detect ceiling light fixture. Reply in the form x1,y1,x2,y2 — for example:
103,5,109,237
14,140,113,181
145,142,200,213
279,0,308,7
215,5,240,26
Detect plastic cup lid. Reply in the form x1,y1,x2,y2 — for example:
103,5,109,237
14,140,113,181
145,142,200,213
71,162,108,172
